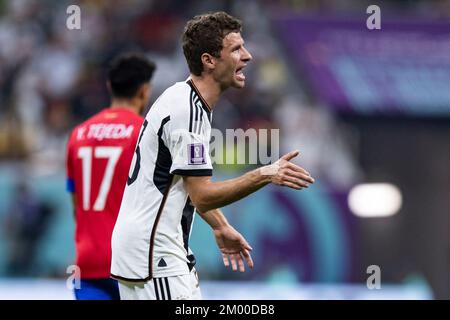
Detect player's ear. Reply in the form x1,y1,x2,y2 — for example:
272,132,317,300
201,53,216,73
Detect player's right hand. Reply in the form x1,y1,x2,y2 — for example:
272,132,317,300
213,224,254,273
262,150,315,190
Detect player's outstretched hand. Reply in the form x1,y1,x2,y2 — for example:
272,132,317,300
213,224,254,273
262,150,315,190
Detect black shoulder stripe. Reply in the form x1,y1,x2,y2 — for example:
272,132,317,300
195,99,204,134
195,93,210,127
187,79,212,113
188,81,211,133
194,97,199,133
189,89,194,133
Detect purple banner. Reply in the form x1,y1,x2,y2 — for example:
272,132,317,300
273,14,450,116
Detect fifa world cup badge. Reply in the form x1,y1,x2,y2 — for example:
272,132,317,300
188,144,206,165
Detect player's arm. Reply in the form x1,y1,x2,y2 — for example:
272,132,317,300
165,109,314,213
184,150,314,214
198,208,253,272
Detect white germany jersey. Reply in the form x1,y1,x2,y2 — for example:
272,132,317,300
111,79,213,282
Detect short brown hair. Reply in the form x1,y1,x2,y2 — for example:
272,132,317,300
182,11,242,76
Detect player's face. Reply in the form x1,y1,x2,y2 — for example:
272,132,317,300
213,32,252,90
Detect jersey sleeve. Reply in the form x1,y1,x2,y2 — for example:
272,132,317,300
163,108,213,177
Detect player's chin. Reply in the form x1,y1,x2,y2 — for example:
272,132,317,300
232,79,246,89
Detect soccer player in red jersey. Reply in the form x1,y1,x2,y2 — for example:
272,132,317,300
66,54,156,299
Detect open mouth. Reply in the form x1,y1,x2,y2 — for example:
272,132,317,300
236,66,246,81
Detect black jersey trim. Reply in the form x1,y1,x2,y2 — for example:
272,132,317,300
111,175,174,283
186,79,212,114
194,96,200,133
110,273,152,282
158,278,165,300
189,89,194,133
153,116,172,194
181,197,195,253
172,169,213,176
154,278,160,300
148,175,174,279
164,277,172,300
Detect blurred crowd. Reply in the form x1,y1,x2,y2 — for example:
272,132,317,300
0,0,188,173
0,0,366,187
3,0,446,181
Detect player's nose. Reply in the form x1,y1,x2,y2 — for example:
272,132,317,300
242,46,252,62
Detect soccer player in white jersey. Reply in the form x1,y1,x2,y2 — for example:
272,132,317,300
111,11,315,300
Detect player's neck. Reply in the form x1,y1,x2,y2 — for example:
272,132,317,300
110,99,140,114
190,75,223,110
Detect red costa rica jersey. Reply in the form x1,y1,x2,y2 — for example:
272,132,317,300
66,108,144,279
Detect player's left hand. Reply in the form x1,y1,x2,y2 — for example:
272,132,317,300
213,224,254,273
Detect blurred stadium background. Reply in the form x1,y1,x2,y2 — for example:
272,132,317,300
0,0,449,299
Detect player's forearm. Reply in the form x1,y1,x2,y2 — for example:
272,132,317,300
186,167,271,213
197,208,229,230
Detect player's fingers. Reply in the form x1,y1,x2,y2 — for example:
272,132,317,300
281,150,300,162
285,162,312,178
284,161,307,173
282,181,303,190
230,254,238,272
222,253,230,268
283,172,311,188
240,238,253,251
285,166,314,185
285,169,314,184
236,254,245,273
242,249,254,269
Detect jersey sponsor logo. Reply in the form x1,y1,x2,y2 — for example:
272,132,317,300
79,123,135,141
188,143,205,165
